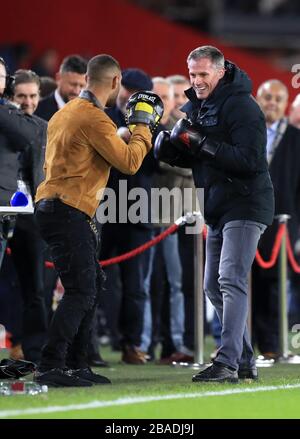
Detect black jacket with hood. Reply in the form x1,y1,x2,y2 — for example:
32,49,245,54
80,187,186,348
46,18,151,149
180,60,274,228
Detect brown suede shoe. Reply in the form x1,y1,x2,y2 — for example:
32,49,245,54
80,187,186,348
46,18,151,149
121,345,147,365
158,352,194,365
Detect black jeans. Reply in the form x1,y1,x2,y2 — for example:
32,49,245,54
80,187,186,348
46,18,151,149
35,199,104,370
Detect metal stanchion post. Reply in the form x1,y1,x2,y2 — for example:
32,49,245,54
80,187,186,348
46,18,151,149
193,224,204,366
278,214,289,359
276,214,300,364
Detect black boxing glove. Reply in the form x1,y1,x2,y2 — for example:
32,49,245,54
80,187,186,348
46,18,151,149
170,118,219,158
170,118,205,155
154,130,181,165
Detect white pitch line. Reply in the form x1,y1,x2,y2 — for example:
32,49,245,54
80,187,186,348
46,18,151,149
0,383,300,418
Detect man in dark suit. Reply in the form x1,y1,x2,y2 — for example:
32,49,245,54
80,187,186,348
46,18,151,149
253,80,300,358
8,69,48,364
35,55,87,121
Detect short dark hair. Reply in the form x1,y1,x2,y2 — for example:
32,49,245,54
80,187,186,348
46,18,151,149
14,69,41,90
187,46,224,69
39,76,57,98
0,57,11,97
87,54,120,83
59,54,87,75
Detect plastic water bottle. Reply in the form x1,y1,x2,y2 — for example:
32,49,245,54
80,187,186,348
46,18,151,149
0,381,48,395
17,180,33,206
10,180,33,208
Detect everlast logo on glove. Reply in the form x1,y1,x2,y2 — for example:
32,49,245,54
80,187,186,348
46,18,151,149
137,93,157,103
125,91,164,133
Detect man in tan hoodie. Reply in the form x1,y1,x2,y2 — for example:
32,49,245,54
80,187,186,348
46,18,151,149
34,54,155,387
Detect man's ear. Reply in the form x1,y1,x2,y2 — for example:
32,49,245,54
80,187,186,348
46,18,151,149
55,72,61,84
218,68,225,79
112,74,120,91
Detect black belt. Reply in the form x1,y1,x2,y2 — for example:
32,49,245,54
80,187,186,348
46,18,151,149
36,198,60,212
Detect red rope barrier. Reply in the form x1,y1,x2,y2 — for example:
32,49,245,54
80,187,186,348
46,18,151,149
8,220,300,273
255,223,286,269
202,222,286,270
101,223,179,267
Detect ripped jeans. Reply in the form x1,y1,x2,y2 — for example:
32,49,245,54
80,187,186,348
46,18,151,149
35,198,104,370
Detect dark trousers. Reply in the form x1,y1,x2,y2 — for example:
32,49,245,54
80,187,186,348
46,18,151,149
100,222,153,347
0,254,23,345
252,264,279,353
149,245,175,358
10,215,47,363
178,226,194,350
0,216,15,270
35,199,104,370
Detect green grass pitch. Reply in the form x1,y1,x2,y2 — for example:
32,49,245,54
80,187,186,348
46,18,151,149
1,342,300,419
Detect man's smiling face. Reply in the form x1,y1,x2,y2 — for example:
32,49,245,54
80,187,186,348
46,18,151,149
188,57,225,100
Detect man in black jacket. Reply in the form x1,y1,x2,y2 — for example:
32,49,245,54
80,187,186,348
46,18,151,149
35,55,87,121
155,46,274,382
0,58,39,269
